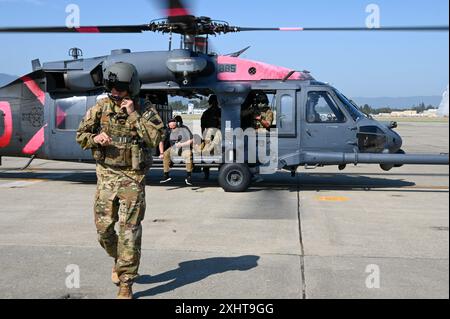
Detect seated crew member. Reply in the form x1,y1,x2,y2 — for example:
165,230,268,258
252,93,274,184
253,93,274,131
241,92,258,130
159,117,194,186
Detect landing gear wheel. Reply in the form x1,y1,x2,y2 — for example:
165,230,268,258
218,164,251,192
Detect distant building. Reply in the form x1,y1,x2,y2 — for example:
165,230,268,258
187,103,195,115
390,110,418,117
193,108,207,115
422,109,438,118
375,109,440,118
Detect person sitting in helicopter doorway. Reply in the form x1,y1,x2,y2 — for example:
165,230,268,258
159,116,194,186
251,92,274,183
201,95,222,179
253,92,274,131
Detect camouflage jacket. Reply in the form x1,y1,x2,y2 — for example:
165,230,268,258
255,106,274,129
76,97,164,164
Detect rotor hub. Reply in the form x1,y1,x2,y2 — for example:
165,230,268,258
147,17,238,36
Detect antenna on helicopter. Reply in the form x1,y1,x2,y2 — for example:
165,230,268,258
68,48,83,60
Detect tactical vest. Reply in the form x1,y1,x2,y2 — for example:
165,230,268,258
255,105,273,129
94,100,152,170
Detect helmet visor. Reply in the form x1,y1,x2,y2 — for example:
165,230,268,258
105,80,129,93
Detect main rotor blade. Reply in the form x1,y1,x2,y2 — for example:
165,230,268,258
0,25,150,33
237,26,449,32
165,0,195,24
166,0,192,17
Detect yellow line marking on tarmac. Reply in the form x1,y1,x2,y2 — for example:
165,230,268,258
315,196,350,202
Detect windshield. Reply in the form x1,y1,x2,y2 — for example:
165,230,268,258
334,89,367,121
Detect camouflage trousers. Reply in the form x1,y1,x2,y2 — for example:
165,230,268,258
94,163,147,284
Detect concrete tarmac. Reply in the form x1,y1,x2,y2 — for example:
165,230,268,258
0,121,448,299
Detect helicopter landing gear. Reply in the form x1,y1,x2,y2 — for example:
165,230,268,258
380,164,394,171
218,163,252,192
381,149,407,171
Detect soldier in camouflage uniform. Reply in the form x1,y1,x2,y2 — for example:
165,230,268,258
253,93,274,131
248,92,274,183
76,62,164,299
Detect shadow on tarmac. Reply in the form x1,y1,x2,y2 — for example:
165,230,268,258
133,255,260,298
0,169,423,191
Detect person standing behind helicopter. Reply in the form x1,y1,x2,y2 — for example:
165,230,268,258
201,95,221,133
201,95,222,179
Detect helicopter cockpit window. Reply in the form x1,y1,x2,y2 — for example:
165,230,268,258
55,97,87,130
334,89,367,121
306,91,346,124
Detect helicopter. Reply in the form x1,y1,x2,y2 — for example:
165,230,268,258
0,0,448,192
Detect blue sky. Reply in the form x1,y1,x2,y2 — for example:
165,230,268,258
0,0,448,97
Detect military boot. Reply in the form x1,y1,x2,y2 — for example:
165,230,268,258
117,283,133,300
111,267,120,286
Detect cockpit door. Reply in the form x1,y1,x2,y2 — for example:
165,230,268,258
301,87,356,153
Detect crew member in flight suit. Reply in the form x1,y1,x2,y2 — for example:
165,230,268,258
76,62,164,299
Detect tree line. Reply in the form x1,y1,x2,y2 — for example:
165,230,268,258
358,102,437,115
